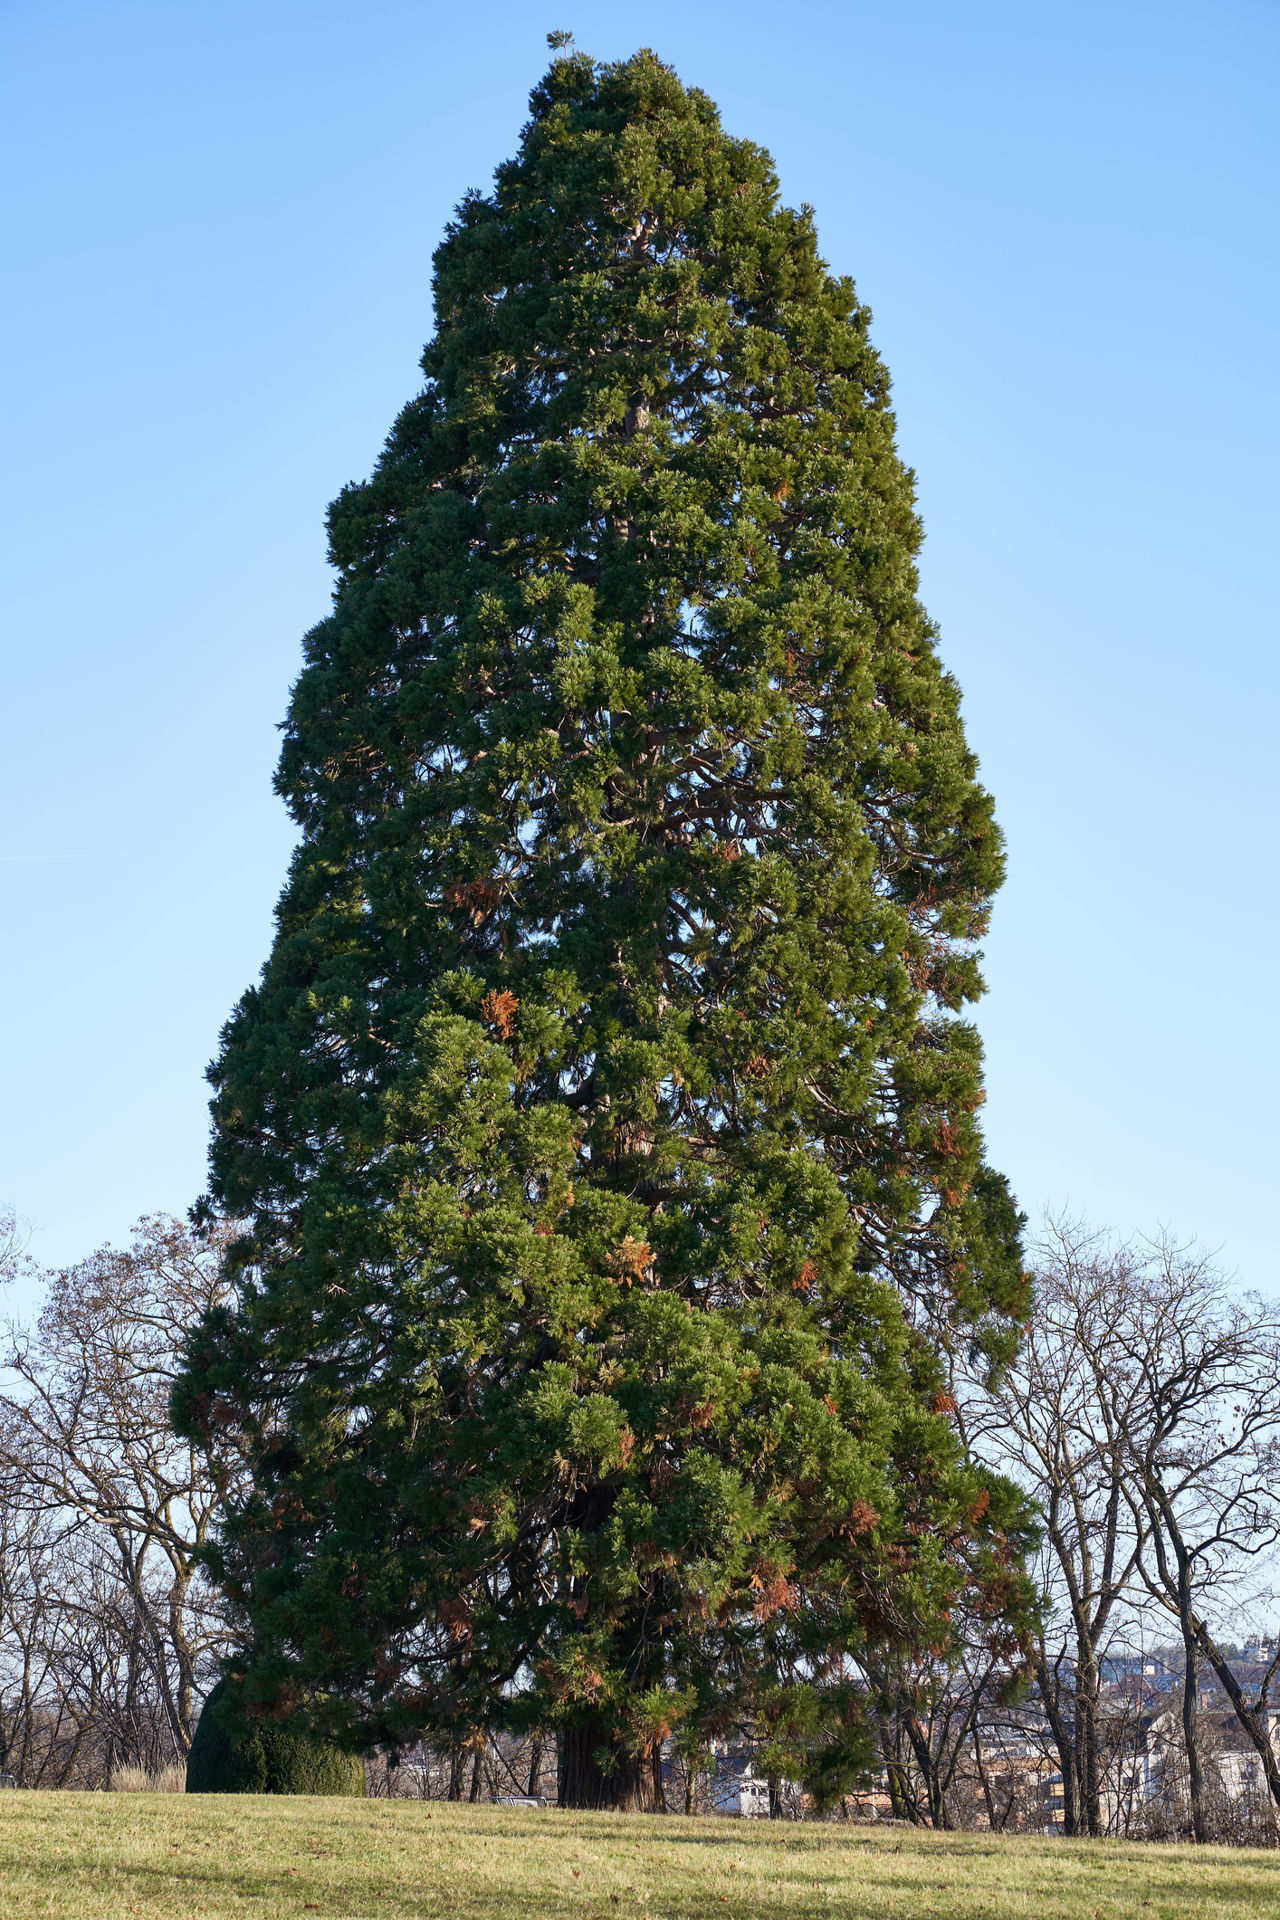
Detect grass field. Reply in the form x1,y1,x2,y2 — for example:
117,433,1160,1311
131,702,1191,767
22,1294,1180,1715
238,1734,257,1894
1,1795,1278,1919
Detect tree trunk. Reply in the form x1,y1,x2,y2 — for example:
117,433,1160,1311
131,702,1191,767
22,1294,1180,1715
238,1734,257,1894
469,1747,484,1802
1035,1652,1081,1836
905,1712,950,1829
1181,1639,1206,1842
1074,1647,1102,1837
526,1736,544,1799
558,1718,654,1811
879,1724,919,1823
447,1749,465,1801
650,1741,666,1812
972,1728,1003,1832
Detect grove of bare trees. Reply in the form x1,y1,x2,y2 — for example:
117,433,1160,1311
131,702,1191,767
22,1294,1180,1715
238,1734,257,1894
959,1218,1280,1840
0,1216,234,1786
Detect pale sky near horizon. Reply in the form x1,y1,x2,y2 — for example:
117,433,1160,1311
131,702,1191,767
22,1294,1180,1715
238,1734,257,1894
2,0,1277,1291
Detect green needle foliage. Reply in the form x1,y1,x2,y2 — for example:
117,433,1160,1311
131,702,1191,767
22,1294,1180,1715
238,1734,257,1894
175,41,1037,1810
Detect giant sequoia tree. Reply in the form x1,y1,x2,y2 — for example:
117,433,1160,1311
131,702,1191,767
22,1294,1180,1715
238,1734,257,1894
175,42,1036,1810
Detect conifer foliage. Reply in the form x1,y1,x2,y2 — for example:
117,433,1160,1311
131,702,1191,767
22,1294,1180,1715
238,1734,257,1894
185,1680,365,1796
175,43,1036,1809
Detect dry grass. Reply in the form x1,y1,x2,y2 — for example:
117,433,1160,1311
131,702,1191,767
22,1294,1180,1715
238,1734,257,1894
0,1794,1278,1918
107,1763,186,1794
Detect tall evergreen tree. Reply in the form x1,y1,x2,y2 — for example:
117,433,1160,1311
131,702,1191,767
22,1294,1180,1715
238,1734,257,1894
175,41,1036,1810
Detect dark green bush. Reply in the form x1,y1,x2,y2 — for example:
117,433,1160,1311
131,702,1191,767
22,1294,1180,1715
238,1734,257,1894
185,1679,365,1795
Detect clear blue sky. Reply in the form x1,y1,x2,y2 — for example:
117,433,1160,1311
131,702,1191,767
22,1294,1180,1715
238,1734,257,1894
3,0,1276,1287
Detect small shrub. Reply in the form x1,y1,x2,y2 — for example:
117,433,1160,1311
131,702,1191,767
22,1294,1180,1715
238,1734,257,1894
185,1680,365,1796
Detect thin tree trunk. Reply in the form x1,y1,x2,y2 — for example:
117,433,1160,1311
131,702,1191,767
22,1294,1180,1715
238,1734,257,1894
650,1742,665,1813
1181,1639,1206,1843
879,1723,919,1823
526,1736,544,1798
972,1728,1002,1832
1035,1652,1081,1836
905,1712,950,1829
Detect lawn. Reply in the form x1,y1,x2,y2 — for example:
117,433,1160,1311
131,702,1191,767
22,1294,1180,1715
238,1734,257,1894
0,1795,1277,1919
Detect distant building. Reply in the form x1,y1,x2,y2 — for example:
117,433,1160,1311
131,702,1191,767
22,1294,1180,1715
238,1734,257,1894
1112,1702,1280,1825
709,1761,771,1818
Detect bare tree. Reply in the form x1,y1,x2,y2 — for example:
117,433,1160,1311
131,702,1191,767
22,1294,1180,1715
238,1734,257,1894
0,1215,236,1776
959,1218,1150,1835
967,1220,1280,1844
0,1208,29,1288
1114,1240,1280,1836
869,1641,1017,1829
0,1490,98,1784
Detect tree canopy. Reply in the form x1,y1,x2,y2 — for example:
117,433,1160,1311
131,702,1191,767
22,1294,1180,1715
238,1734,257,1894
174,40,1036,1809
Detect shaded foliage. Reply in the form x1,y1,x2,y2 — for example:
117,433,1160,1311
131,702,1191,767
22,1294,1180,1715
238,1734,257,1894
186,1678,364,1795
